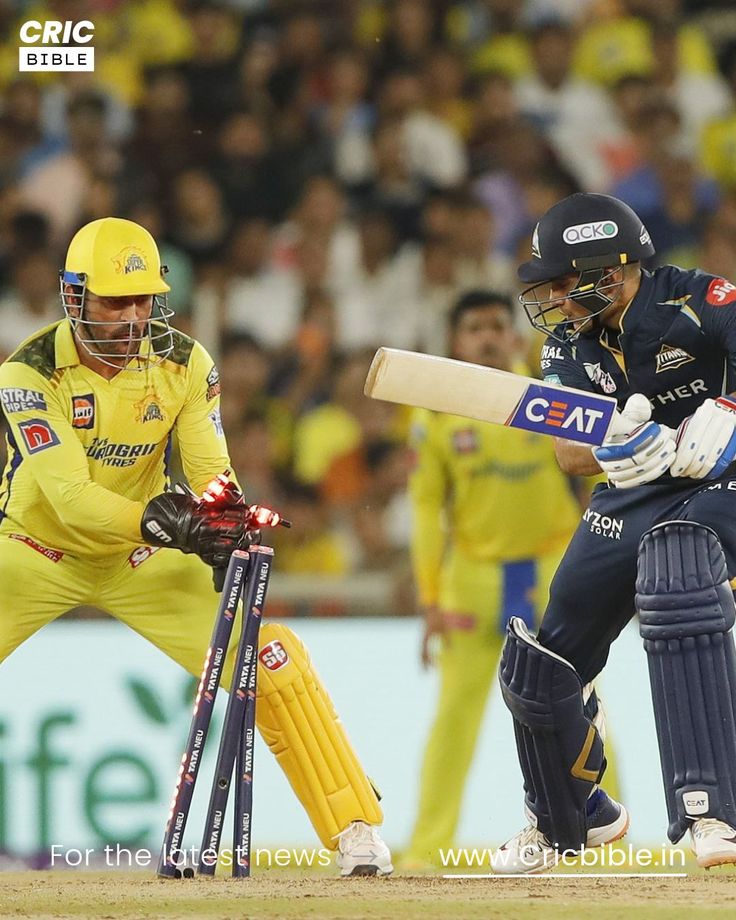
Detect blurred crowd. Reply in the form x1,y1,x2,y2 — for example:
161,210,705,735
2,0,736,600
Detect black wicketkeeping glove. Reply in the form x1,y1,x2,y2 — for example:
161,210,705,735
141,491,252,569
211,527,262,592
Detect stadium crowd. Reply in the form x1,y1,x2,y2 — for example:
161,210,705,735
2,0,736,595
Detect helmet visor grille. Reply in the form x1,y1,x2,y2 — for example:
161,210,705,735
60,272,176,370
519,266,625,345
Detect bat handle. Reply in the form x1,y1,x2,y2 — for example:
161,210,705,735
607,394,652,438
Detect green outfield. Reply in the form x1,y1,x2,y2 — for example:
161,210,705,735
3,869,736,920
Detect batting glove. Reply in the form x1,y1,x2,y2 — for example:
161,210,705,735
593,394,676,488
670,397,736,480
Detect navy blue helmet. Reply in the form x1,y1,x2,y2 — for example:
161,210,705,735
518,193,655,343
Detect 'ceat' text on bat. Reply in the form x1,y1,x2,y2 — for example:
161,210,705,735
364,347,630,446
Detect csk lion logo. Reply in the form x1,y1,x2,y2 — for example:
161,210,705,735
134,389,165,423
112,247,148,275
142,402,164,422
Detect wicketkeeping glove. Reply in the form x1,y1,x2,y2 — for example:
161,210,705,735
593,393,676,488
141,489,253,569
670,396,736,479
141,473,291,590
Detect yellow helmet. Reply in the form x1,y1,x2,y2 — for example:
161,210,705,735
61,217,174,370
63,217,170,296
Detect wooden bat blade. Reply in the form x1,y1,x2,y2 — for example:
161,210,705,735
366,347,524,424
364,347,619,446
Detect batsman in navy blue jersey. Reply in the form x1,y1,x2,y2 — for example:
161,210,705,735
491,193,736,874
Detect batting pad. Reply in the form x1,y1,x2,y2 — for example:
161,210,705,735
500,617,605,851
637,521,736,842
255,623,383,849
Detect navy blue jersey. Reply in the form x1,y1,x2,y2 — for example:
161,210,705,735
540,266,736,429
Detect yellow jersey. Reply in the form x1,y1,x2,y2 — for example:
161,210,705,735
0,320,230,557
409,407,580,607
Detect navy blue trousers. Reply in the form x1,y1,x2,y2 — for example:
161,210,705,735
539,475,736,683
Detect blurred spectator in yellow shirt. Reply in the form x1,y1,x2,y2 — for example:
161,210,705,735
469,0,533,80
273,482,350,576
292,349,400,487
573,0,720,87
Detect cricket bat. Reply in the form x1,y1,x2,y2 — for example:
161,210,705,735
364,347,626,447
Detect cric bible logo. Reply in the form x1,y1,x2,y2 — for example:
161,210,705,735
18,20,95,72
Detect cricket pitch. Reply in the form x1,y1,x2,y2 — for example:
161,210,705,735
2,868,736,920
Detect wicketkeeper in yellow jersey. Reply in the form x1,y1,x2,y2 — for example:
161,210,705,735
0,217,391,876
404,290,618,866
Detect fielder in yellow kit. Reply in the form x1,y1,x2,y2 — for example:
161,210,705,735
0,217,391,876
404,291,617,865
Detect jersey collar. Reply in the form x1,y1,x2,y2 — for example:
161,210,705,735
617,268,655,337
55,320,82,368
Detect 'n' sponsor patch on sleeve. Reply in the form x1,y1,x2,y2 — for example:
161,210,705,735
0,388,47,413
18,418,60,454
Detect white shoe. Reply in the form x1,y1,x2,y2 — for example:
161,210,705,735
490,821,560,874
690,818,736,868
336,821,393,877
492,792,629,875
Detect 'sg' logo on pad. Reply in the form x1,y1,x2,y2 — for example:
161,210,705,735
259,640,289,671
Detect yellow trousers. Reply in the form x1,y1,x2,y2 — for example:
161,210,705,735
0,533,382,847
405,546,620,863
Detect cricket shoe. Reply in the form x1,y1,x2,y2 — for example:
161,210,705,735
491,790,630,875
336,821,393,877
690,818,736,868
